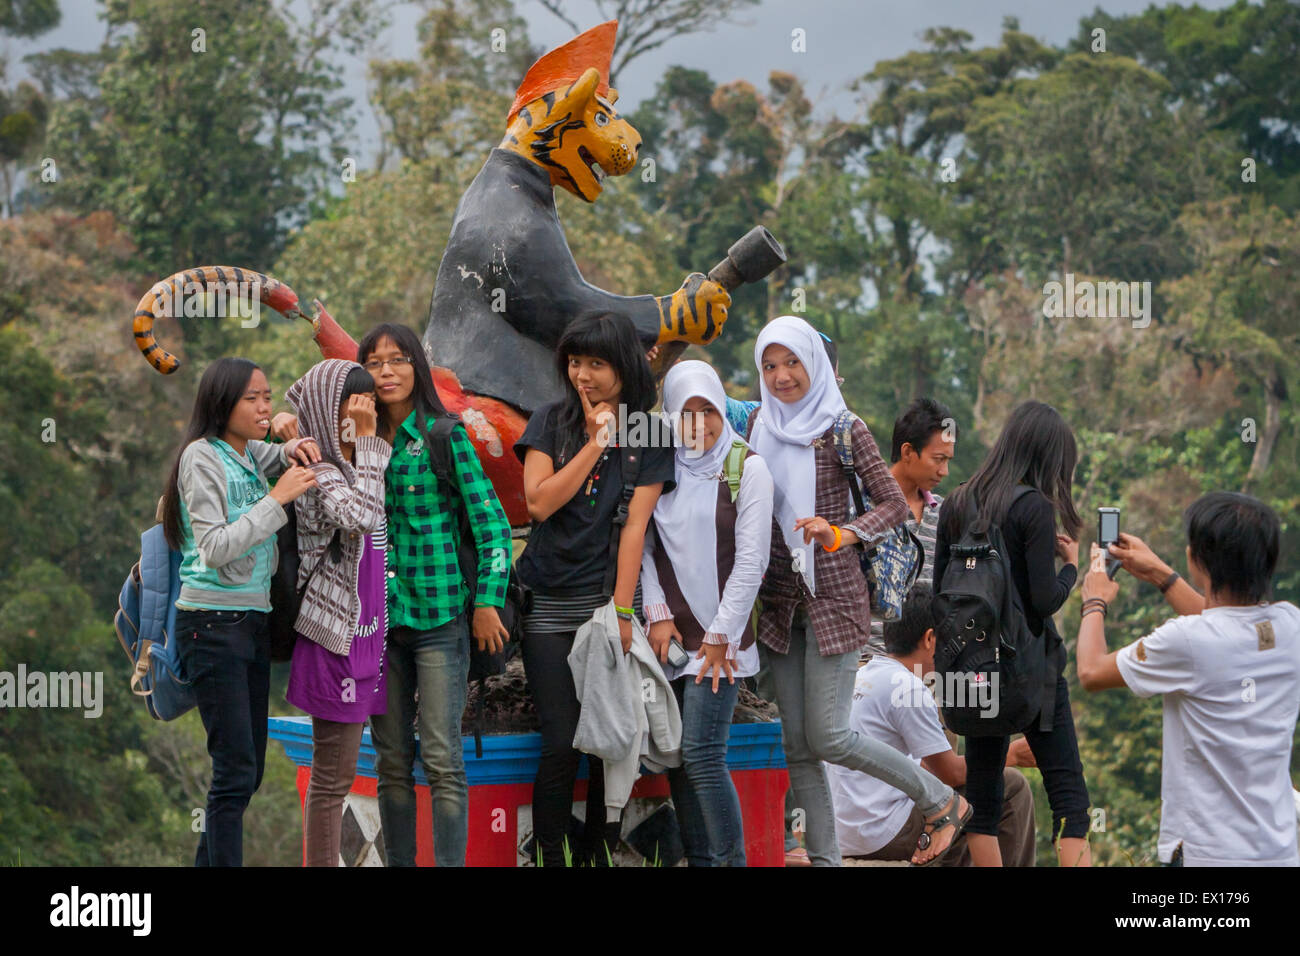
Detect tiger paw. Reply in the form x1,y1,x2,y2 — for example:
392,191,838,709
657,273,730,346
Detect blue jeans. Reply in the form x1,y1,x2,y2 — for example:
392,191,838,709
668,676,746,866
175,608,270,868
369,615,470,867
761,608,953,866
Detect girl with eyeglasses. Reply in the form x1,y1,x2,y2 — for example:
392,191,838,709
360,323,513,866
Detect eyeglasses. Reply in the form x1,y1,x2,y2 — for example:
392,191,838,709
363,356,413,373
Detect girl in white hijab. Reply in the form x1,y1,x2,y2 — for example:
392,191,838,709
641,360,774,866
746,316,970,867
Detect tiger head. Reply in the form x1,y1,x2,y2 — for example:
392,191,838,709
499,21,640,202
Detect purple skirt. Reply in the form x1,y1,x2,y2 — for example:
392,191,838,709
287,532,387,723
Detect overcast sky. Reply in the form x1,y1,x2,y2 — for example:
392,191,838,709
6,0,1238,168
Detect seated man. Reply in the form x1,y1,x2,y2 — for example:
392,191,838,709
828,583,1037,865
1077,492,1300,867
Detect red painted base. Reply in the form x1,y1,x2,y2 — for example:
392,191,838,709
294,766,790,867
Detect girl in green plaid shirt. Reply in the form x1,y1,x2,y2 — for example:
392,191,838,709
358,323,512,867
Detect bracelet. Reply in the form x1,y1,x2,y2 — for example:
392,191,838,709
1081,607,1106,622
614,604,635,621
1081,599,1108,618
825,525,843,553
1158,571,1181,594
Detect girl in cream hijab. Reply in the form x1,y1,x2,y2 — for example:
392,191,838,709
747,316,970,867
641,360,774,866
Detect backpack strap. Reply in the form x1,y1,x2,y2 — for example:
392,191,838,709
723,440,748,502
424,415,461,485
602,443,643,600
423,415,478,610
832,410,872,527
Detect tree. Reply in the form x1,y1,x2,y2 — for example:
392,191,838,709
537,0,760,86
369,0,540,173
1068,0,1300,210
0,0,58,37
32,0,382,277
1163,198,1300,493
0,71,46,217
0,0,57,217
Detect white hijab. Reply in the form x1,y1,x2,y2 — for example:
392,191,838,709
654,361,743,630
750,315,847,594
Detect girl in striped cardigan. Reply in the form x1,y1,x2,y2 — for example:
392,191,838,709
284,359,393,866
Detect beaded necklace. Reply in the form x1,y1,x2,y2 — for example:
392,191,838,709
584,441,616,506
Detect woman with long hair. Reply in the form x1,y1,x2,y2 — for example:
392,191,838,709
513,312,676,866
358,323,513,867
934,399,1092,866
161,357,319,866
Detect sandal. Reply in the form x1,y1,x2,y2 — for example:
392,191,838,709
911,794,972,867
784,847,812,867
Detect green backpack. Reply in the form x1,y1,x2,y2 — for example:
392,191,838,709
722,439,748,502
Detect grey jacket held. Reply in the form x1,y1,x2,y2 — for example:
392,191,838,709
569,601,682,822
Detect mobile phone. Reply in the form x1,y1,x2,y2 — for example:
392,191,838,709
1097,507,1122,579
667,638,690,669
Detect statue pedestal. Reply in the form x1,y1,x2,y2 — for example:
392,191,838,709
269,716,789,866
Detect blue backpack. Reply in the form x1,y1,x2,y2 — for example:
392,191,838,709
831,410,923,622
113,524,196,721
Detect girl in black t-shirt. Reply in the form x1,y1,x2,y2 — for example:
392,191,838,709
513,312,675,866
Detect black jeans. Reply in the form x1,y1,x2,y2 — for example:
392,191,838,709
965,673,1091,840
520,626,623,866
176,608,271,867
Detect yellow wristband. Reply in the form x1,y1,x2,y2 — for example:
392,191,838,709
825,525,843,553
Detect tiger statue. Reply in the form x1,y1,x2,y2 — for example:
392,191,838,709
422,19,731,416
130,22,734,527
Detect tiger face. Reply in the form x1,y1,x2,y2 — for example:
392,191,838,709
501,67,641,202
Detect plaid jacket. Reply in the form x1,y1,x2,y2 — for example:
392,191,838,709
385,412,510,631
747,408,909,657
294,435,391,655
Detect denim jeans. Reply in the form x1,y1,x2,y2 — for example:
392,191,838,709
176,608,270,868
520,625,623,866
667,676,746,866
761,608,953,866
369,616,470,867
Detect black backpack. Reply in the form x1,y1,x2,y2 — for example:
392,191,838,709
425,415,532,757
269,489,341,663
933,484,1048,737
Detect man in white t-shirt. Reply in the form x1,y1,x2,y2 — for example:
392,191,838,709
828,584,1037,865
1077,492,1300,867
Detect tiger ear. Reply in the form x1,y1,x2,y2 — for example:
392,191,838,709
552,67,601,114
